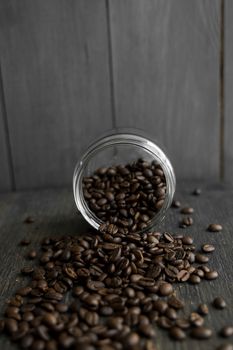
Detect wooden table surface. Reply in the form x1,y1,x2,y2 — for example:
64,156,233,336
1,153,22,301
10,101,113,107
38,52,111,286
0,181,232,350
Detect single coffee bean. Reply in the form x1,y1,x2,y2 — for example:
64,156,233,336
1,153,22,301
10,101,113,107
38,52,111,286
202,244,215,253
159,283,173,296
190,312,204,327
23,216,34,224
169,326,186,340
182,235,194,245
213,297,227,309
195,253,209,263
180,217,193,228
207,224,223,232
124,332,140,347
221,326,233,338
168,296,185,310
189,274,201,284
21,266,34,275
198,304,209,315
190,327,213,339
175,318,190,329
205,270,219,280
180,207,194,214
20,239,31,246
28,250,37,259
192,188,201,195
172,200,181,208
216,345,233,350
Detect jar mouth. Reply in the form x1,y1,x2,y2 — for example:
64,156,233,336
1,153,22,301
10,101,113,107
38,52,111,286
73,132,176,233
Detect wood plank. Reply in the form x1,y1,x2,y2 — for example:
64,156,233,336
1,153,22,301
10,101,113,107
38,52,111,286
0,182,232,349
0,72,12,192
0,0,112,190
109,0,220,180
225,0,233,183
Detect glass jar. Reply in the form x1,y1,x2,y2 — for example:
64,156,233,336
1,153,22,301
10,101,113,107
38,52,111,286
73,129,176,233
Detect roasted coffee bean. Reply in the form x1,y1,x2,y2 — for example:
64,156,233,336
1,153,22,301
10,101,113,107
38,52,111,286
180,207,194,214
5,318,18,333
189,274,201,284
172,200,181,208
180,217,193,228
169,326,186,340
195,253,209,263
159,283,173,296
190,327,213,339
165,308,177,320
198,303,209,315
216,345,233,350
153,300,168,314
205,270,219,280
220,326,233,338
124,332,140,346
168,296,184,310
28,250,37,259
192,188,201,195
202,244,215,253
175,318,190,329
207,224,223,232
20,239,31,246
182,235,194,245
213,297,227,309
190,312,204,327
157,316,173,329
21,266,34,275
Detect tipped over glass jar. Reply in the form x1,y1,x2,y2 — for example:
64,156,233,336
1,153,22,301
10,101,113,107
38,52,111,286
73,129,176,234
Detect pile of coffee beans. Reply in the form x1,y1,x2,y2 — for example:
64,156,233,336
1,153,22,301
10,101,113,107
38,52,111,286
0,220,230,350
82,159,166,233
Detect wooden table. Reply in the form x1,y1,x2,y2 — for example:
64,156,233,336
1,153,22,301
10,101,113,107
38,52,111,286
0,182,232,350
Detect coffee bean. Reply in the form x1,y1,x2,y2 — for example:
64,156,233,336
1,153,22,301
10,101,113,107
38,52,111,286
180,217,193,228
189,274,201,284
165,308,177,320
21,266,34,275
153,300,168,314
202,244,215,253
159,283,173,296
205,270,219,280
5,318,18,333
168,296,184,310
198,304,209,315
124,332,140,346
221,326,233,338
0,320,5,333
195,253,209,263
216,345,233,350
180,207,194,214
16,286,32,297
190,312,204,327
28,250,37,259
175,318,190,329
192,188,201,195
190,327,213,339
157,316,173,329
213,297,227,309
207,224,223,232
20,239,31,246
182,235,194,245
172,200,181,208
169,326,186,340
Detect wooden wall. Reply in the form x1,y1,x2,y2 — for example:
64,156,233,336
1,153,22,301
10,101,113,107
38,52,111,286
0,0,230,192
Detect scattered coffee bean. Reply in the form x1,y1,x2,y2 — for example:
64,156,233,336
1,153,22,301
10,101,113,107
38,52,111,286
189,274,201,284
192,188,202,195
169,326,186,340
213,297,227,309
202,244,215,253
198,304,209,316
190,326,213,339
179,216,193,228
20,239,31,246
27,250,37,259
205,270,219,280
216,345,233,350
207,224,223,232
180,207,194,214
23,216,34,224
172,200,181,208
221,326,233,338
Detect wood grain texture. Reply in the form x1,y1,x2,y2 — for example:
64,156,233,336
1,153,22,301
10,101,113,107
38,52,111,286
0,72,12,192
109,0,220,180
225,0,233,183
0,0,112,190
0,181,232,349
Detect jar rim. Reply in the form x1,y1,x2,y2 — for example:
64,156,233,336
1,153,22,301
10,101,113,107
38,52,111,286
73,131,176,233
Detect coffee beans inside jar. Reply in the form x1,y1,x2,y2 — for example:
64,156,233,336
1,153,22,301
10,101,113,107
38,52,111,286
82,159,167,233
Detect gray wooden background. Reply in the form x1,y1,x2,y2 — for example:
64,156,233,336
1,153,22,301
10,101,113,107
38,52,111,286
0,0,232,192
